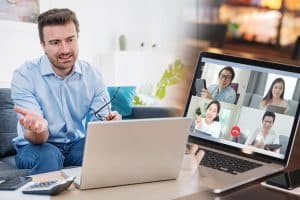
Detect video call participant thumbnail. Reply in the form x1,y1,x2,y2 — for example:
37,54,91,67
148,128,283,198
201,66,236,104
245,111,280,153
194,100,222,138
260,78,289,114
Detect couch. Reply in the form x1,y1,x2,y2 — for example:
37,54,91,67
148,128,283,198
0,88,29,179
0,88,177,178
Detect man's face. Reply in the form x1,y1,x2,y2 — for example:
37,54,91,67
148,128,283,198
41,22,78,76
262,116,274,130
218,69,232,89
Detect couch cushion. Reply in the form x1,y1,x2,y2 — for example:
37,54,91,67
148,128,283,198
130,106,176,119
0,88,18,157
107,86,136,117
0,161,28,180
0,155,16,167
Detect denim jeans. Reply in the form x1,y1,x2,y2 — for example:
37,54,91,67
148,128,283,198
15,138,85,175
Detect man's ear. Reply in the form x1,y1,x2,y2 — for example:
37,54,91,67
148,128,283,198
40,41,46,51
40,41,45,46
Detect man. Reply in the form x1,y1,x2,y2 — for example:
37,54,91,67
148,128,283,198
11,8,121,175
245,111,280,153
201,66,236,104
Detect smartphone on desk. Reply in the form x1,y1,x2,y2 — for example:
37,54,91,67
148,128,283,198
261,169,300,195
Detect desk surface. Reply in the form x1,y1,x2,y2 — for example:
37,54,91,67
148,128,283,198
1,158,214,200
1,147,300,200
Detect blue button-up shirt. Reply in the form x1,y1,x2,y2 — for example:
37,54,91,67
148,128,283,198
208,84,236,104
11,55,109,146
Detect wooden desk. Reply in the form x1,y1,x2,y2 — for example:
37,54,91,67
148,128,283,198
0,157,214,200
2,146,300,200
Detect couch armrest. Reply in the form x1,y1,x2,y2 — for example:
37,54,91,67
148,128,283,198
129,106,180,119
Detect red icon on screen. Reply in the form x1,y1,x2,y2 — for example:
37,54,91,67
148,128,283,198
231,126,240,138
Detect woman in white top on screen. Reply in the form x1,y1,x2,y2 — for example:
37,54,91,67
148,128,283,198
194,100,222,138
260,78,288,114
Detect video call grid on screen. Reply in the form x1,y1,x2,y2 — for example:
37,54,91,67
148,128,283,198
187,55,300,160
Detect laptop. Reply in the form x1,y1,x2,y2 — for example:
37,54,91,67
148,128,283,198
267,105,286,114
62,117,191,190
184,51,300,193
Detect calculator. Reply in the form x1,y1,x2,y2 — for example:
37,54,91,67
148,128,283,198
22,177,75,195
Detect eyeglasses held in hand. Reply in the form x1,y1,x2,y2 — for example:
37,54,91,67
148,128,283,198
94,87,120,121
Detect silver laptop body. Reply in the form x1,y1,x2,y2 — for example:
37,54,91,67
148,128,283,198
185,51,300,193
62,117,191,190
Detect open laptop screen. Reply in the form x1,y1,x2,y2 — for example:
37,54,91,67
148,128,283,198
185,52,300,162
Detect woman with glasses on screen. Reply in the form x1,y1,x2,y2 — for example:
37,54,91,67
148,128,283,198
201,66,236,104
260,78,288,114
194,100,222,139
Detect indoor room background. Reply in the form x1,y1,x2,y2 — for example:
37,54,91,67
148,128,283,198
0,0,191,108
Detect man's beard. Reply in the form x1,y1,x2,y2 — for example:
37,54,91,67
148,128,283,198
47,52,76,71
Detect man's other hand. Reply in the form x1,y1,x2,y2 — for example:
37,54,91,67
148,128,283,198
190,144,205,165
201,89,213,99
106,111,122,121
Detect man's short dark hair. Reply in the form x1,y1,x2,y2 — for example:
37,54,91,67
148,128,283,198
218,66,235,83
38,8,79,43
262,111,276,123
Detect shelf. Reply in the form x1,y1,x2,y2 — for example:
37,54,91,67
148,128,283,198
224,0,282,10
285,9,300,15
224,2,280,11
224,1,300,13
193,1,300,46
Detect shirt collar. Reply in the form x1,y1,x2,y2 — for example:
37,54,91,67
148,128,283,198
40,55,83,77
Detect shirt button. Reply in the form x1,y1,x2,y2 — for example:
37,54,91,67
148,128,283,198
68,134,75,140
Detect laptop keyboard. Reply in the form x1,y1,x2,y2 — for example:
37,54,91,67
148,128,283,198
200,150,263,175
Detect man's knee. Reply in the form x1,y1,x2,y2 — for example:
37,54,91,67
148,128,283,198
16,143,64,174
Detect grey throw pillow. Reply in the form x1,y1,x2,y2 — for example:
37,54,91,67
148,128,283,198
0,161,29,179
0,89,18,157
0,131,17,157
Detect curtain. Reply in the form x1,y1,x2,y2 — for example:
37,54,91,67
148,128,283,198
246,71,268,95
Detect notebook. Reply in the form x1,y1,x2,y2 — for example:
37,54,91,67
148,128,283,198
61,117,191,190
184,51,300,193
